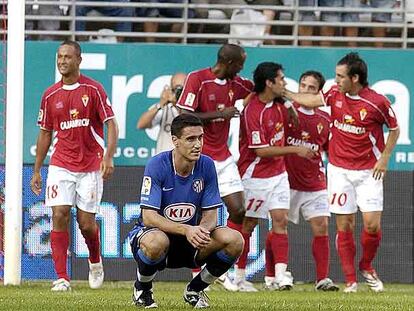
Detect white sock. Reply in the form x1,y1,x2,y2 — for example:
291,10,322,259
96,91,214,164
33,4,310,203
234,267,246,284
275,263,287,281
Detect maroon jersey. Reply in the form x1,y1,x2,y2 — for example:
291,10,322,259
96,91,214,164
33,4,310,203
238,94,286,178
321,85,398,170
177,68,253,161
284,106,330,191
37,74,115,172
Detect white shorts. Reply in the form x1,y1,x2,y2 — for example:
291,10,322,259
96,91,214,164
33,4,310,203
327,163,383,214
46,165,103,214
288,189,330,224
214,156,244,197
242,172,290,219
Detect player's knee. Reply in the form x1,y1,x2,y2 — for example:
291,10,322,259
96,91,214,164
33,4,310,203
52,210,70,228
140,233,169,260
224,229,244,257
78,220,96,236
364,223,381,234
272,215,288,230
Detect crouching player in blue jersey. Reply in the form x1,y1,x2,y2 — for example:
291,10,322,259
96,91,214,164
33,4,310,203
128,114,244,309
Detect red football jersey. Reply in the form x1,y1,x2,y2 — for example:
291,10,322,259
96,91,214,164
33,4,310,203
238,94,286,179
321,85,398,170
37,74,115,172
177,68,253,161
284,106,330,191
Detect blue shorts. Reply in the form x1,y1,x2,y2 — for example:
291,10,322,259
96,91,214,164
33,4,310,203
318,0,360,22
129,225,199,269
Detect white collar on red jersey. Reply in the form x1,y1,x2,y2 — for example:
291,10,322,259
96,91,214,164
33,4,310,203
345,93,361,100
62,82,80,90
298,106,315,115
214,78,227,85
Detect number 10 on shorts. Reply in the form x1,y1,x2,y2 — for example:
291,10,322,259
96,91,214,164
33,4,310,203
330,192,347,206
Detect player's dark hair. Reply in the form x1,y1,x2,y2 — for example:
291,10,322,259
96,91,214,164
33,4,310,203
337,52,368,87
299,70,326,91
217,44,245,64
60,40,82,57
253,62,284,93
171,114,203,137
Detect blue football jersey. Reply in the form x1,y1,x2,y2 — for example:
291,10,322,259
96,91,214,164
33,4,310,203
139,150,222,226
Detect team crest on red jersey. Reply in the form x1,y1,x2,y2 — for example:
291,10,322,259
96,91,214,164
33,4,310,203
317,122,324,134
359,108,367,121
70,109,79,120
335,101,342,108
81,95,89,107
192,179,204,193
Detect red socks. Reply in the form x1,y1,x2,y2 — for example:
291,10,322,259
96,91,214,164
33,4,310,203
236,232,251,269
336,231,356,283
269,232,288,265
84,226,101,264
359,229,382,272
51,230,70,281
265,232,275,277
312,235,329,281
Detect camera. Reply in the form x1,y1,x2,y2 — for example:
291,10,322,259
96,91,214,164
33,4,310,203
174,85,183,101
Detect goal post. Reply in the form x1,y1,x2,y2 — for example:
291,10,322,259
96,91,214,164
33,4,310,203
4,0,25,285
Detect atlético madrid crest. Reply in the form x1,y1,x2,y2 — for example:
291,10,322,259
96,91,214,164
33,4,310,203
192,179,204,193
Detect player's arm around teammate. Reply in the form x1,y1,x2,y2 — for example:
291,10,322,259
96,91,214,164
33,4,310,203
235,62,316,291
284,53,399,293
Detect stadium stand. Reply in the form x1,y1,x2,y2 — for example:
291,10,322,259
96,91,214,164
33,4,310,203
4,0,410,47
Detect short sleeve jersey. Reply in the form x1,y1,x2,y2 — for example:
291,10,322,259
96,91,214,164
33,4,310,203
177,68,253,161
284,106,330,191
139,151,222,226
238,94,286,179
321,85,398,170
37,74,114,172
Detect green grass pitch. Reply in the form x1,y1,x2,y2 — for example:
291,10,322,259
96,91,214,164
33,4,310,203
0,281,414,310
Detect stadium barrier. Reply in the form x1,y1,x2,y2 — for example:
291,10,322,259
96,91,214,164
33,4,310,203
1,1,414,47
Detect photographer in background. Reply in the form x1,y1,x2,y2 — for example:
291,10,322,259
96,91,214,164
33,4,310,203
137,72,186,154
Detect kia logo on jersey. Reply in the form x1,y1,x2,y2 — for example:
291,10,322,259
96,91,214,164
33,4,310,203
164,203,196,223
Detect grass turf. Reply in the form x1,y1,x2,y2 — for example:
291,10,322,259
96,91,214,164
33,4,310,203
0,281,413,310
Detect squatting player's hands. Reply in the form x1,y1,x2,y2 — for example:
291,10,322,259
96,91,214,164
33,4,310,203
185,225,211,249
30,172,42,196
372,156,389,180
100,156,114,180
296,146,318,159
